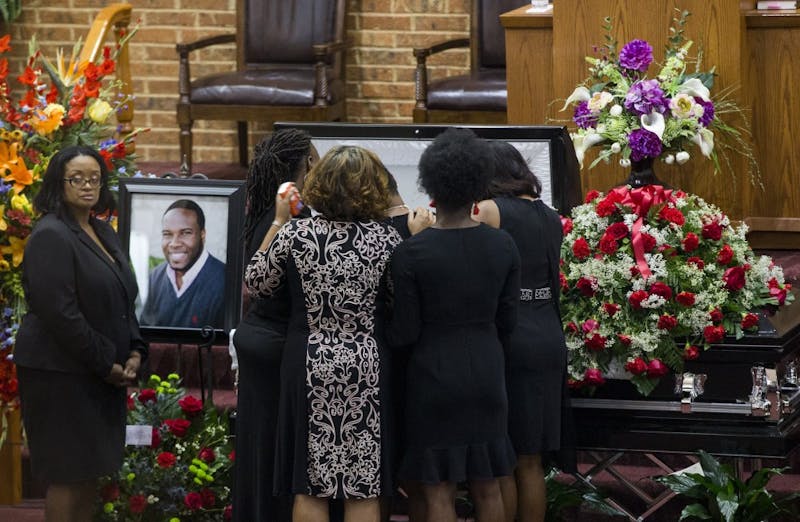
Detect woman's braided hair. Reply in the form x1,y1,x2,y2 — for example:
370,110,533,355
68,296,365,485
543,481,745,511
243,129,312,245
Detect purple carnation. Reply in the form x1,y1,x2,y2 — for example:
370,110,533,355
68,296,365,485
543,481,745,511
573,101,598,129
624,79,668,116
695,97,715,127
628,128,663,162
619,39,653,72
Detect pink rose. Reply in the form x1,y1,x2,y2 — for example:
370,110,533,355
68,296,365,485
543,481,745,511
584,368,605,386
647,359,669,378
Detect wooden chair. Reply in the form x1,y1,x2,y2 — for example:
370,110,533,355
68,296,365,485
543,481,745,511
80,3,135,146
412,0,520,124
176,0,347,172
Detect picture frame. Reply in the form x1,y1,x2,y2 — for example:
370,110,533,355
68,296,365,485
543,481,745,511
117,177,246,343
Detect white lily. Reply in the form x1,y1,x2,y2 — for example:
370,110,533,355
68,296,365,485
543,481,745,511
691,128,715,157
640,111,665,140
571,131,605,168
676,151,691,164
677,78,710,102
561,86,591,111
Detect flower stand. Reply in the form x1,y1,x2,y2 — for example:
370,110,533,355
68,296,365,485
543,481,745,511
0,409,22,505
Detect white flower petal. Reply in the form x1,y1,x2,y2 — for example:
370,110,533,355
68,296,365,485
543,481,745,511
561,86,591,111
640,111,665,140
572,131,605,168
677,78,710,102
691,128,715,157
676,151,691,164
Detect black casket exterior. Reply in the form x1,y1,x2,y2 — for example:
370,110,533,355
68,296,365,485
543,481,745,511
570,291,800,458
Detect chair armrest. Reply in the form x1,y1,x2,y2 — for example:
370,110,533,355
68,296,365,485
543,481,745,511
312,39,348,58
413,38,470,108
176,33,236,57
312,40,348,107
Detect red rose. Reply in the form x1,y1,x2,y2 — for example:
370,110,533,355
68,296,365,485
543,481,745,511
576,277,597,297
184,492,203,511
100,483,120,502
179,395,204,417
584,368,605,386
702,221,723,241
723,265,746,291
682,233,699,252
129,494,147,514
157,451,177,468
684,345,700,360
717,245,734,265
657,315,677,330
138,388,157,403
561,216,573,235
598,235,618,255
224,504,233,520
127,395,135,411
201,488,216,508
640,233,657,252
565,322,579,334
741,313,759,330
581,319,599,334
584,189,600,203
624,357,648,375
151,427,161,448
229,450,236,461
199,447,216,463
606,222,629,240
649,282,673,300
709,308,724,323
585,333,607,352
572,237,591,259
164,418,192,438
595,197,618,217
603,303,620,316
630,266,640,277
559,272,569,292
628,290,649,309
686,257,704,270
617,334,632,346
703,324,726,344
647,359,669,377
658,206,685,226
676,292,696,307
567,378,583,389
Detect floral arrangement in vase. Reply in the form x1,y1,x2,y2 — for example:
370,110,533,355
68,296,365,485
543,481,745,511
561,11,757,184
0,30,145,444
96,374,234,521
560,186,793,395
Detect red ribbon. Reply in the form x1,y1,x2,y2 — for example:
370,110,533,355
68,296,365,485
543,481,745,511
609,185,674,280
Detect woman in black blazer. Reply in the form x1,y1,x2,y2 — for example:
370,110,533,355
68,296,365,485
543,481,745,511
14,145,147,521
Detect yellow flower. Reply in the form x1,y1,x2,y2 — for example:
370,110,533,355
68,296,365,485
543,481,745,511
10,193,31,213
1,236,27,267
29,103,66,136
0,205,6,232
88,99,113,123
0,259,10,272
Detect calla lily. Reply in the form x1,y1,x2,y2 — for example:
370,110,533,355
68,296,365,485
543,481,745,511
691,128,715,157
2,236,27,267
677,78,710,101
640,111,665,140
561,86,591,111
571,131,605,168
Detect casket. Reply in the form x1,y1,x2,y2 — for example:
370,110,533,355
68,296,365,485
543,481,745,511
571,289,800,459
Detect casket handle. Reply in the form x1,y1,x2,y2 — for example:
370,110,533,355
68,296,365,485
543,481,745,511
675,372,707,414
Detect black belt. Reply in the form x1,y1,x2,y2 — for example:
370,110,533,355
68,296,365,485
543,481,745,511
520,287,552,301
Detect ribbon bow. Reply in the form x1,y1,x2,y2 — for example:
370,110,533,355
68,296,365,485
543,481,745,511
609,185,674,279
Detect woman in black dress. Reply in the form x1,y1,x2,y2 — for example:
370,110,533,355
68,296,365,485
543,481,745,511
14,145,147,521
232,129,317,522
389,128,520,522
474,140,573,522
245,145,402,522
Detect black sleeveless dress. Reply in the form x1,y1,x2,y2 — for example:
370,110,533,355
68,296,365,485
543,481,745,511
495,197,574,466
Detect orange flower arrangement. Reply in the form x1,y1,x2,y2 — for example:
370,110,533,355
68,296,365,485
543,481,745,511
0,30,145,445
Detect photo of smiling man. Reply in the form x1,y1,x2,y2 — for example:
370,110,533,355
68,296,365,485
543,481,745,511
140,199,226,328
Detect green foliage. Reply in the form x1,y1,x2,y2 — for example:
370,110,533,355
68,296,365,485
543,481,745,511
545,468,625,520
0,0,22,26
657,450,800,522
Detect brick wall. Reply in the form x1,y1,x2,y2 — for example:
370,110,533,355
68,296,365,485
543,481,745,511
5,0,473,166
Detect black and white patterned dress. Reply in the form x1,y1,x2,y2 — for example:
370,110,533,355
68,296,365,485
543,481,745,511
245,216,402,499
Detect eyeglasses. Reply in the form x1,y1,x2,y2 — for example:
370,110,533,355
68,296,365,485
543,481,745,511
64,177,102,188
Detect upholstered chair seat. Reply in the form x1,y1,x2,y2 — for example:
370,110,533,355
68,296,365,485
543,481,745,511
426,69,508,112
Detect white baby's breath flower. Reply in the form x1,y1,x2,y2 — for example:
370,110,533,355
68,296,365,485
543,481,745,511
675,151,690,164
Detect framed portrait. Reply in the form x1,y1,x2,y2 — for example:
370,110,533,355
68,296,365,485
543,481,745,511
117,177,246,343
